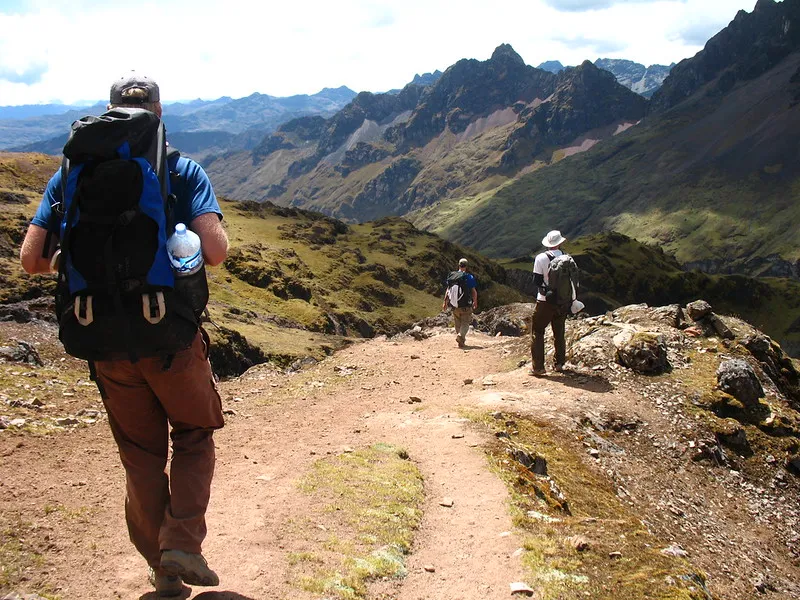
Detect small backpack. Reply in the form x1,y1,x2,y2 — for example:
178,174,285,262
50,107,200,363
446,271,473,308
545,252,579,314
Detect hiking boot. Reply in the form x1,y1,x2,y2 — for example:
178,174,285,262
530,368,546,377
160,549,219,587
456,335,465,348
148,567,183,597
554,363,565,373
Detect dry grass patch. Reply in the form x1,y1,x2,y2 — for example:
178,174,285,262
471,412,713,600
289,443,424,599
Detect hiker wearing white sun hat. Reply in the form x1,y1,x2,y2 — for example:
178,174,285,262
530,230,581,375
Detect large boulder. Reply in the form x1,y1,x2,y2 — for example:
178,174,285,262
613,329,669,373
716,359,764,407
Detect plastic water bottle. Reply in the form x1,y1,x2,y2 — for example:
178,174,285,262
166,223,208,317
166,223,203,276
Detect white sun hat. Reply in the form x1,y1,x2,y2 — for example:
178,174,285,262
542,230,566,248
571,299,585,314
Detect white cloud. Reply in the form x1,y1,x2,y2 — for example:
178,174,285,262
0,0,759,106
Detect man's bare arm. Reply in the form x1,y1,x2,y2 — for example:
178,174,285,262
20,224,57,274
190,213,228,266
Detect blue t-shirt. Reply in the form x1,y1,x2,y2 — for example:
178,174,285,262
463,272,477,289
31,155,222,232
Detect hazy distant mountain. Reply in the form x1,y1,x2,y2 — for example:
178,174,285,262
536,60,567,74
594,58,674,98
0,103,97,120
2,87,358,161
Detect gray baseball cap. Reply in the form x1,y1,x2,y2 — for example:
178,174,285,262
110,72,160,104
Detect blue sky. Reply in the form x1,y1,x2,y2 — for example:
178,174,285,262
0,0,761,106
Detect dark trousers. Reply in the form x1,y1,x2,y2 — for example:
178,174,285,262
531,301,567,371
94,331,224,568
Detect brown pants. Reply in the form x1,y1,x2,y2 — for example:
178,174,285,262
531,301,567,371
453,306,473,343
94,331,224,568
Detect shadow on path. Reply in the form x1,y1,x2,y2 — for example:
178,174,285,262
536,369,613,393
140,590,257,600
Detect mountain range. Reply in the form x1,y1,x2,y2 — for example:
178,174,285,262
202,0,799,282
0,58,673,162
0,87,358,162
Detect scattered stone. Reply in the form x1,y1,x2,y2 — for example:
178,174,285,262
408,396,423,404
588,448,601,458
410,355,420,359
463,378,474,385
753,573,776,593
423,564,436,573
55,417,79,426
9,418,26,427
526,510,562,523
609,551,623,559
439,497,454,507
482,377,497,386
661,544,689,557
451,433,464,439
686,300,712,321
706,313,734,340
716,359,764,407
1,592,51,600
509,448,547,475
569,535,591,551
509,582,534,596
222,408,238,416
0,416,10,430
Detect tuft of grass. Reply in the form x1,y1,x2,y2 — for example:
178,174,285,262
290,443,424,599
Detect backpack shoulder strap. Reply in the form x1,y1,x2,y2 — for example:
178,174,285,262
545,251,555,261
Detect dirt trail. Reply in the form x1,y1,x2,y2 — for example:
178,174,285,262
3,329,586,600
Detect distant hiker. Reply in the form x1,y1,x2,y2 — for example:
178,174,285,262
530,230,580,375
443,257,478,348
19,73,228,596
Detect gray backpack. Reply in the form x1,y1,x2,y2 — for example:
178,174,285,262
545,252,579,314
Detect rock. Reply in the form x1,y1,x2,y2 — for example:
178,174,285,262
0,340,44,367
715,423,750,452
463,378,474,385
510,448,548,475
661,544,689,557
614,330,669,373
408,396,423,403
55,417,79,426
786,454,800,476
706,313,734,339
423,564,436,573
439,497,454,507
716,359,764,407
686,300,712,321
570,535,591,551
509,582,535,595
609,551,623,559
0,416,9,430
1,593,51,600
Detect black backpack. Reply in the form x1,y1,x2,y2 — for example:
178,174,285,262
50,107,201,363
446,271,473,308
545,252,579,314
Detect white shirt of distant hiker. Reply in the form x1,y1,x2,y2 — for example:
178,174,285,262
534,249,563,302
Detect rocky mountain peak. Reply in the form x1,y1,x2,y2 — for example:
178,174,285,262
490,43,526,67
651,0,800,112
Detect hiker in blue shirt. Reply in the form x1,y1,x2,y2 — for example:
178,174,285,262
443,257,478,347
20,73,227,597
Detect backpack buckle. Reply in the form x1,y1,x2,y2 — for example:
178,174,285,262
74,295,94,326
142,291,166,324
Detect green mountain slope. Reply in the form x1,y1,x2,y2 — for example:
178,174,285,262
415,49,800,274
